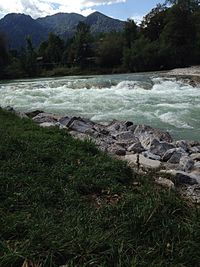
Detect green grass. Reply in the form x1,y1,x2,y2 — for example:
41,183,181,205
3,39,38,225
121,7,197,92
0,108,200,267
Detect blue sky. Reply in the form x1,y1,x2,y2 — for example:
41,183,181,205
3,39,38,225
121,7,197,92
94,0,165,21
0,0,165,21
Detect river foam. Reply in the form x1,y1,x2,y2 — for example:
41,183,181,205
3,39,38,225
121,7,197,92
0,73,200,140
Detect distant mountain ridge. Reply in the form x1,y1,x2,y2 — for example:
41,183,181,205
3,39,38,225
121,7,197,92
0,12,125,50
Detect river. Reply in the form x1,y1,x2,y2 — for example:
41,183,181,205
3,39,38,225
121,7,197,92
0,73,200,141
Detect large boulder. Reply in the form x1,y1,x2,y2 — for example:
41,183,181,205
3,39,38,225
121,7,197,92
142,151,161,161
127,142,145,154
125,154,161,169
149,139,175,157
59,116,75,127
32,112,61,123
26,110,44,118
113,131,139,145
175,172,198,185
155,177,175,190
162,148,187,164
134,125,173,149
68,118,95,134
179,156,195,172
108,144,126,156
106,120,135,134
190,153,200,161
160,170,198,185
175,140,190,152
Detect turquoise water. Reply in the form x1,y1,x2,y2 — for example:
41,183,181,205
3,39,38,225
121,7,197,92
0,73,200,141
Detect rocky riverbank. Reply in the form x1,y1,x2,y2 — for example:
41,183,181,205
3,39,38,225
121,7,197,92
165,66,200,85
6,107,200,203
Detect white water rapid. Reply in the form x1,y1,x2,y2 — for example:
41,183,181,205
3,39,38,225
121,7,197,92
0,73,200,141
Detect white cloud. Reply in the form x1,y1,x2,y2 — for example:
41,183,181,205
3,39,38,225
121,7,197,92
0,0,126,18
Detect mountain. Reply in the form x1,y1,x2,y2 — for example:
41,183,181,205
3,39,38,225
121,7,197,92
0,12,125,50
0,13,48,50
85,12,124,34
36,13,85,39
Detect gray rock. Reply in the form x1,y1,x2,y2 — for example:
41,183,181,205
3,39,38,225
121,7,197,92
142,151,161,161
193,162,200,171
39,122,57,128
162,170,198,185
190,153,200,161
16,112,29,119
127,124,137,132
112,130,136,140
168,152,182,164
32,113,61,123
59,116,74,127
175,172,198,185
125,154,161,169
68,118,95,133
95,140,109,152
134,124,173,149
175,140,190,152
93,124,109,135
108,144,126,156
162,148,176,162
149,139,175,157
26,110,44,118
189,146,200,154
183,184,200,204
106,120,134,134
162,148,187,162
69,131,90,141
155,177,175,190
189,171,200,183
179,156,194,172
127,142,145,154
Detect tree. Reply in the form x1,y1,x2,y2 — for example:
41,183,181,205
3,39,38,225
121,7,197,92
0,32,8,77
96,33,124,68
165,0,200,12
38,33,64,68
123,36,162,72
24,37,37,77
68,22,93,67
160,3,195,67
141,4,167,41
124,19,138,48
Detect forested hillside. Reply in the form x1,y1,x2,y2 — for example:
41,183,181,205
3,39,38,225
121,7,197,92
0,0,200,79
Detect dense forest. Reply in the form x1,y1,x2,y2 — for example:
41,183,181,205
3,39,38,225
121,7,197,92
0,0,200,79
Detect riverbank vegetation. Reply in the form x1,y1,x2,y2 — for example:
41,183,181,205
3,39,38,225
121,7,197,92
1,0,200,79
1,108,200,266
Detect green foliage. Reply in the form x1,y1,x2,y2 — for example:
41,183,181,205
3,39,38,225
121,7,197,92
2,0,200,78
123,0,200,72
96,32,124,67
38,33,64,68
1,109,200,266
19,37,38,77
123,37,162,72
0,32,8,77
68,22,93,67
124,19,138,48
160,3,195,67
141,4,167,41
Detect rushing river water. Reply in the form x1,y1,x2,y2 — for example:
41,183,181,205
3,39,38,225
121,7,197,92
0,73,200,141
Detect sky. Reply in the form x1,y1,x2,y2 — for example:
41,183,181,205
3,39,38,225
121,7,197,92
0,0,165,22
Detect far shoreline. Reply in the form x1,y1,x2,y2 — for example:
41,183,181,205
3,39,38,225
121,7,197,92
1,65,200,84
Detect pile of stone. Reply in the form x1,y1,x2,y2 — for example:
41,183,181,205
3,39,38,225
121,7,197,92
10,108,200,202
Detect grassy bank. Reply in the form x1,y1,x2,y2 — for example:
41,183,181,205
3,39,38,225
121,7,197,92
0,108,200,267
